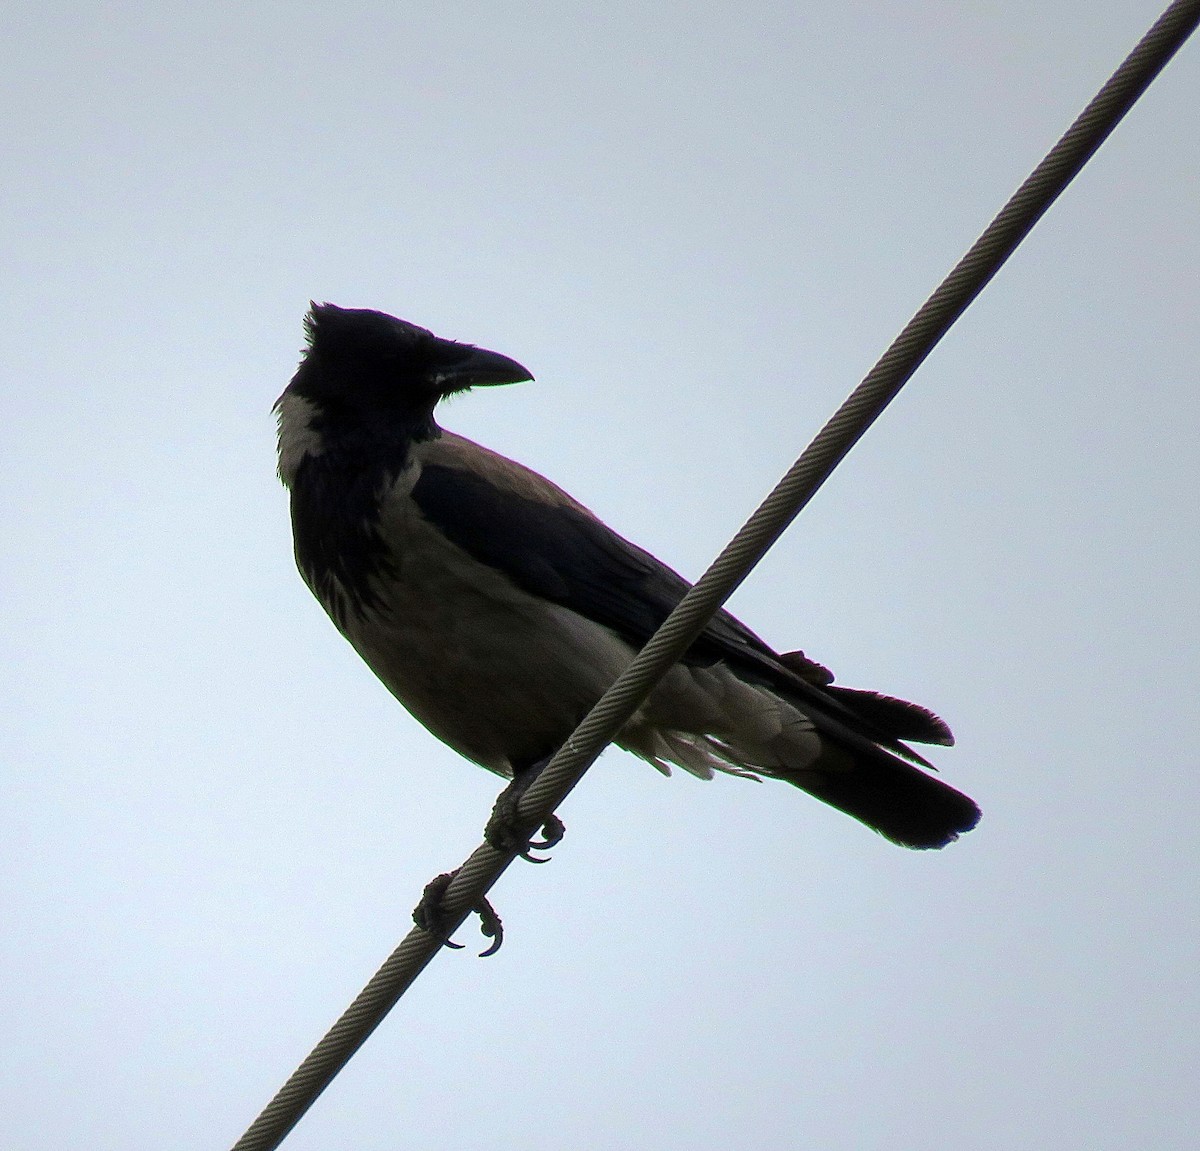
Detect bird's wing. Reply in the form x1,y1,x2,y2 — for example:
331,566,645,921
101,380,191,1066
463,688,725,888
409,435,950,753
410,436,776,668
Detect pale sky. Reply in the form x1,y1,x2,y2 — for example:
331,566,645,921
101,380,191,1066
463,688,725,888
2,4,1198,1149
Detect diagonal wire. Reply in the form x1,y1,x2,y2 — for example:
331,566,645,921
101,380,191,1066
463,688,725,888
229,3,1200,1148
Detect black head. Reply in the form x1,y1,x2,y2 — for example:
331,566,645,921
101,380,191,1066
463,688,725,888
288,303,533,437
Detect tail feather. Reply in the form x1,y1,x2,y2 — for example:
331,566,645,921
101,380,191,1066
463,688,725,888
631,659,980,849
769,663,975,845
781,742,980,849
822,685,954,746
777,686,979,848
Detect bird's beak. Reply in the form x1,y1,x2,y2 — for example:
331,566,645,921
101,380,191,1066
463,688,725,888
430,338,534,394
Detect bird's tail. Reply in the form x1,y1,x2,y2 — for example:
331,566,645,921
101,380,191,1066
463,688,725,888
774,740,980,849
624,662,980,849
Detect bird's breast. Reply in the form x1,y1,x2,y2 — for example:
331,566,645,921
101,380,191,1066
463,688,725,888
328,465,635,775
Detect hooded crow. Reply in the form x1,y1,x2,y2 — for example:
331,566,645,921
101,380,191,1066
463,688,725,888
276,304,980,850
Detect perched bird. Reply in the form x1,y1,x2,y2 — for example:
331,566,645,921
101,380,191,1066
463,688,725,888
276,304,979,852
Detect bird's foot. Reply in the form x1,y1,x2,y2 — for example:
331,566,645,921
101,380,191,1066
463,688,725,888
413,871,504,957
484,770,566,863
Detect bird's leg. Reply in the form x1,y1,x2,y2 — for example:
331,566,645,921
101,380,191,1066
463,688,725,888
484,756,566,862
412,871,504,957
413,759,563,957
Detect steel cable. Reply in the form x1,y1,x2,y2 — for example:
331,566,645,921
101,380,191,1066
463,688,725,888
230,4,1200,1147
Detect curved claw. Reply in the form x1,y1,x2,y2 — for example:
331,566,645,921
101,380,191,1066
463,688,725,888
516,813,567,861
413,871,505,957
527,813,566,852
476,899,504,958
515,816,565,863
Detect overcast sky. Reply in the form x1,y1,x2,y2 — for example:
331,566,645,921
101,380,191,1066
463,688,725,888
2,3,1198,1149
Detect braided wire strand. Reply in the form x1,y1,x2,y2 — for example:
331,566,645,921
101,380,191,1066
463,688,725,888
230,4,1200,1147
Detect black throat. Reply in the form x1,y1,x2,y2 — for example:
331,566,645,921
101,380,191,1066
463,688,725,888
289,414,437,628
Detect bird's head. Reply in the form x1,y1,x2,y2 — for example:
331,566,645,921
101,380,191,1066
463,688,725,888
291,301,532,420
276,303,533,484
